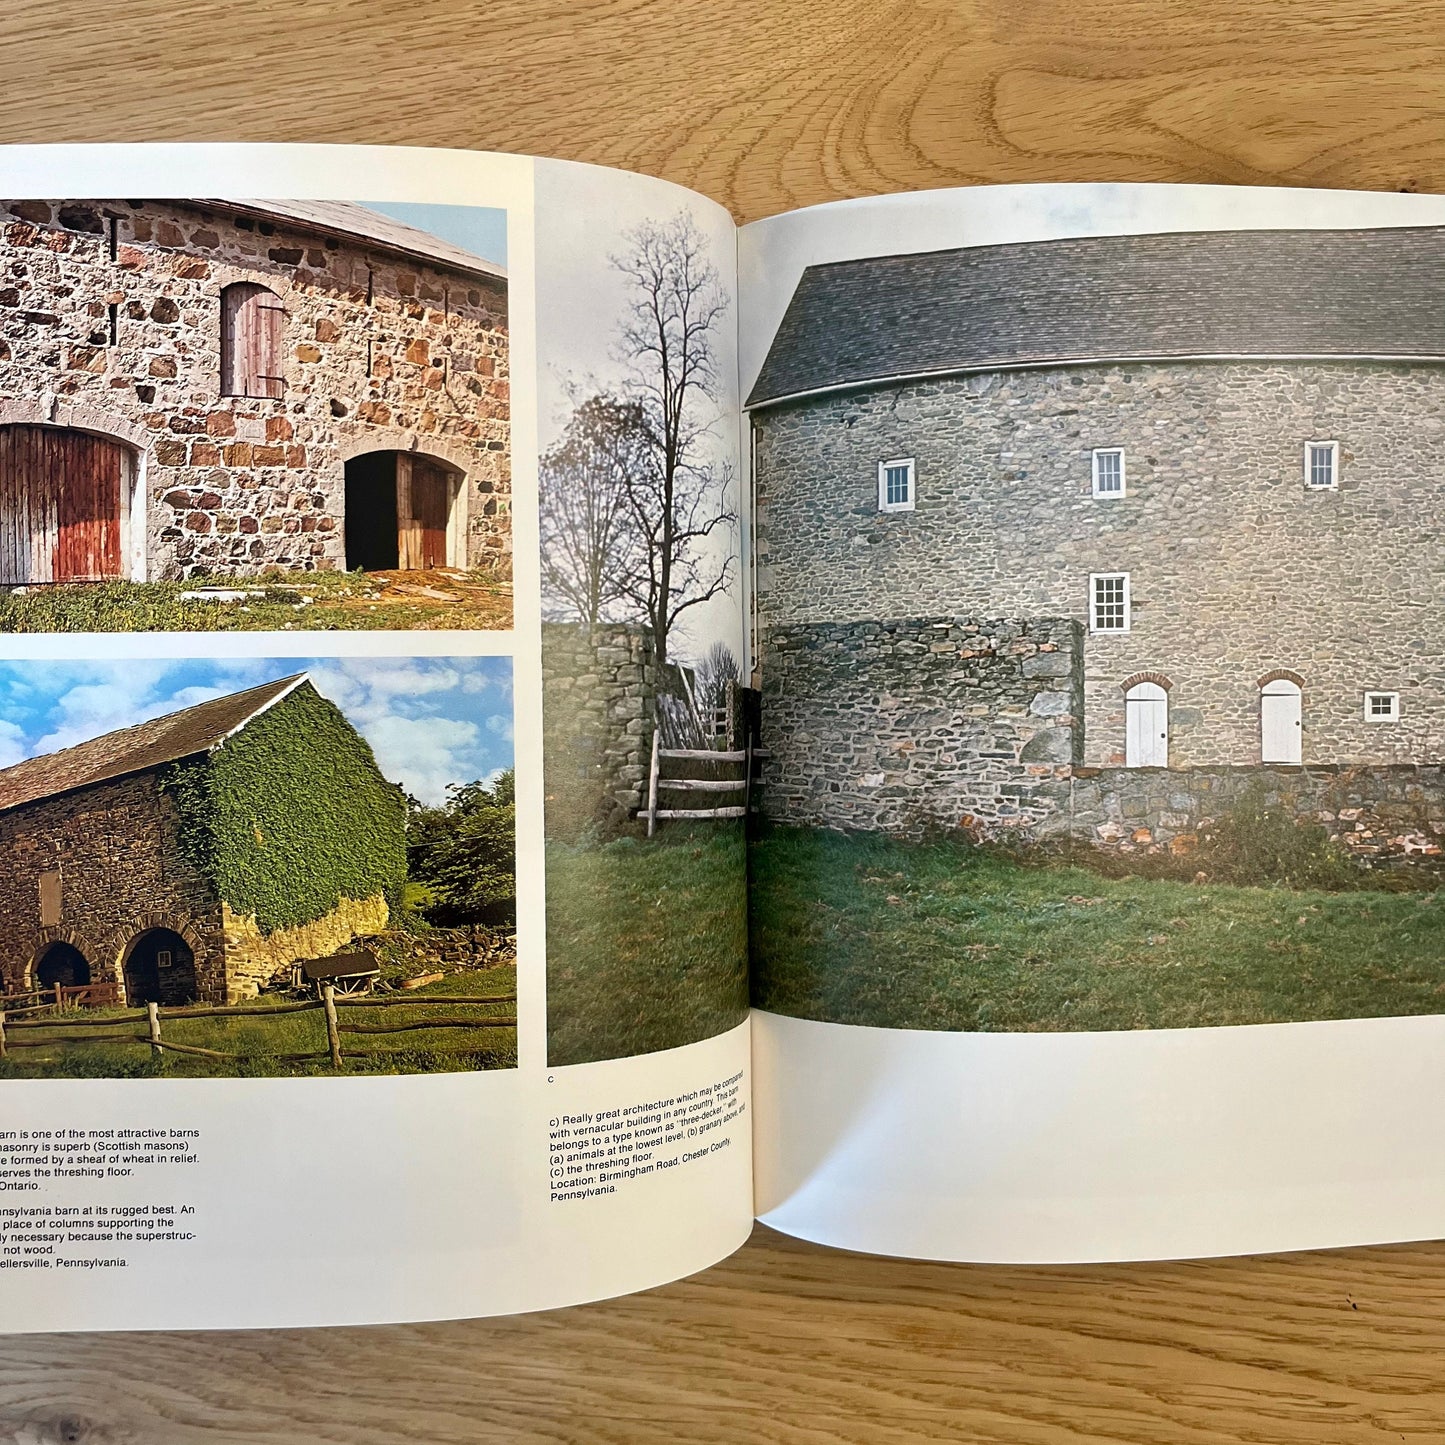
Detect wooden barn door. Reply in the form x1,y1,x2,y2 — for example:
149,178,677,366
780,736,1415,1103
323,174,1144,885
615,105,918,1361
0,425,125,584
396,455,452,570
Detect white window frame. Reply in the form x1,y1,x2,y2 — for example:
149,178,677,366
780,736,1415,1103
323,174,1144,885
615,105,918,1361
877,457,915,513
1089,572,1131,634
1091,447,1126,499
1304,440,1339,491
1363,690,1400,722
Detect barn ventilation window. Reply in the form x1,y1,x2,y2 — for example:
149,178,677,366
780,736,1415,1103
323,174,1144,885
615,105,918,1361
1092,447,1125,498
1305,440,1338,490
1090,572,1130,632
877,457,915,512
1364,691,1399,722
220,282,287,399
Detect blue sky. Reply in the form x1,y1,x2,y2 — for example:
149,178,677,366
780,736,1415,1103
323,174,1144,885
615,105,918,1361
0,656,513,807
361,201,507,269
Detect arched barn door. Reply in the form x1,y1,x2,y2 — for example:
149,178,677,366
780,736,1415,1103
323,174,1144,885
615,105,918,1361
0,425,128,584
1125,681,1169,768
123,929,198,1007
34,942,91,991
344,451,461,571
1260,678,1303,764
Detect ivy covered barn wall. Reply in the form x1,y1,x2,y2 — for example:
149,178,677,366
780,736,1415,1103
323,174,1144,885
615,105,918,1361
164,680,407,936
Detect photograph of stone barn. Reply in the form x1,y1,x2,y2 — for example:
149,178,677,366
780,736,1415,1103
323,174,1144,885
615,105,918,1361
0,197,510,629
0,673,406,1008
744,223,1445,1036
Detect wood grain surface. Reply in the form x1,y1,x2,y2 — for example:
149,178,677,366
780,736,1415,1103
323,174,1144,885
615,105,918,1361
4,1,1445,1439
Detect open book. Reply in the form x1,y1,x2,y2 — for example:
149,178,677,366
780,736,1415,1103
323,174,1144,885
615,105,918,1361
2,144,1444,1333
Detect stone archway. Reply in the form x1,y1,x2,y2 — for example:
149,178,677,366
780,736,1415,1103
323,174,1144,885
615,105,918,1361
120,928,199,1007
342,446,468,571
33,941,91,991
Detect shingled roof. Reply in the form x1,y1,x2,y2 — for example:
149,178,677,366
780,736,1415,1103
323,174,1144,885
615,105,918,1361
746,226,1445,409
0,674,307,815
205,200,507,283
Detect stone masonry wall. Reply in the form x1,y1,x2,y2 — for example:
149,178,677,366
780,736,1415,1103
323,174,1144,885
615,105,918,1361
1071,763,1445,866
752,359,1445,768
542,622,659,835
760,617,1082,838
222,893,390,1001
0,771,226,1000
0,198,509,577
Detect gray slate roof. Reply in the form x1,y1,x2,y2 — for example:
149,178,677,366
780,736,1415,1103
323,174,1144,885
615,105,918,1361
208,200,507,283
746,226,1445,409
0,674,306,815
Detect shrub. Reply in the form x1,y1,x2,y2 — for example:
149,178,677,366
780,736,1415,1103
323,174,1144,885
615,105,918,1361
1192,782,1363,889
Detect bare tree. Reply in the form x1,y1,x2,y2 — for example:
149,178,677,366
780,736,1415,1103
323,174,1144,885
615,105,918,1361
538,394,651,626
609,214,735,667
693,640,741,713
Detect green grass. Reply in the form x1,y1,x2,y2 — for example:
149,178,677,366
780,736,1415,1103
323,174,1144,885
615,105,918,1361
0,965,516,1078
0,569,511,632
546,827,749,1066
749,827,1445,1032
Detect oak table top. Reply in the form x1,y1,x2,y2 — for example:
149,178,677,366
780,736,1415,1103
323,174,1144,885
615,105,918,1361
3,1,1445,1440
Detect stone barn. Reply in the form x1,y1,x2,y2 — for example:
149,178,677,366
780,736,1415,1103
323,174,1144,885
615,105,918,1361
0,674,407,1005
746,227,1445,860
0,198,509,582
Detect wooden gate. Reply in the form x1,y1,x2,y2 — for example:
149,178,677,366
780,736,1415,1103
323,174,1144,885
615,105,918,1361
0,425,126,584
397,456,453,570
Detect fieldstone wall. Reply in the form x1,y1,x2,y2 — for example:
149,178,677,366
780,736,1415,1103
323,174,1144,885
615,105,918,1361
0,772,227,1000
752,359,1445,768
0,198,509,578
760,617,1081,838
542,622,659,835
222,893,390,1001
1072,764,1445,865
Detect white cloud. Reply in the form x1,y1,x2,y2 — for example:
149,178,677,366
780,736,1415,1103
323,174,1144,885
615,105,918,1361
362,714,481,805
0,719,28,770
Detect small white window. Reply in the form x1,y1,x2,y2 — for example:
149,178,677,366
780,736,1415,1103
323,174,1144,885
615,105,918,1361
1363,691,1399,722
1305,440,1338,490
878,457,915,512
1092,447,1125,498
1089,572,1130,633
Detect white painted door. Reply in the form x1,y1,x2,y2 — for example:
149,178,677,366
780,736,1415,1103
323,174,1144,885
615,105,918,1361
1260,679,1302,763
1125,682,1168,767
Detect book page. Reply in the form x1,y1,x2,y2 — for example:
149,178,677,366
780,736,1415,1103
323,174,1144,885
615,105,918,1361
0,144,751,1332
741,182,1445,1262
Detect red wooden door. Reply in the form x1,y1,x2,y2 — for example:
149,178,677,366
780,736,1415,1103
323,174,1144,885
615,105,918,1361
396,455,451,570
412,459,450,569
0,425,125,584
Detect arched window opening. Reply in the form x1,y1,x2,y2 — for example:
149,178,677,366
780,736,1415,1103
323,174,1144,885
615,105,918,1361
221,282,286,400
1125,680,1168,768
1260,678,1303,764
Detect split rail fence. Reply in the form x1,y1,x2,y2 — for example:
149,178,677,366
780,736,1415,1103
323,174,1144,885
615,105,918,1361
644,681,768,834
0,984,517,1072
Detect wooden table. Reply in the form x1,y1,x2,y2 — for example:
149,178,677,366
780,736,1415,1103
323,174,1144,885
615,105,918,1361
3,2,1445,1439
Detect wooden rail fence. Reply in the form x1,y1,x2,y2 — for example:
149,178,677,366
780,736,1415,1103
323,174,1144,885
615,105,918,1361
644,735,769,834
0,985,516,1071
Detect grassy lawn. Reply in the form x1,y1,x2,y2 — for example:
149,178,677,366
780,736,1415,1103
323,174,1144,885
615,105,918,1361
750,827,1445,1032
0,965,516,1078
0,568,511,632
546,827,749,1066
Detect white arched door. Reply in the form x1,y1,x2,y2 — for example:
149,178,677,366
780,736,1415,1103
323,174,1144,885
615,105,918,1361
1260,678,1302,763
1125,681,1168,768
